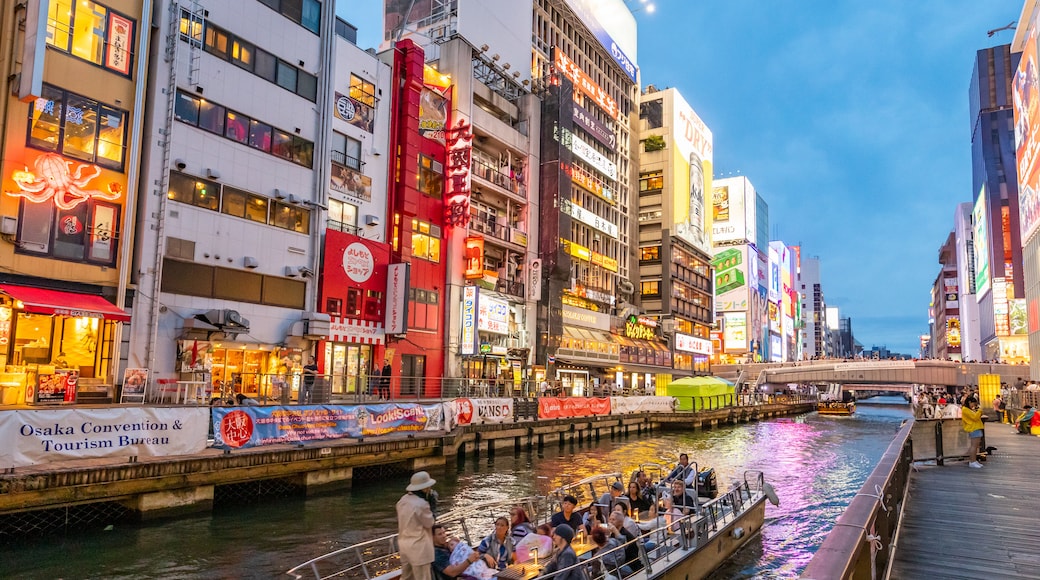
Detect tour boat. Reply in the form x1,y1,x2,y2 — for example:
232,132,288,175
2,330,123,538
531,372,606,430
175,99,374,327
287,471,777,580
817,401,856,415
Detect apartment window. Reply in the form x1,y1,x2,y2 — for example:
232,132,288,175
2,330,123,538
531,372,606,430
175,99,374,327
418,155,443,198
640,246,660,262
167,171,310,233
46,1,135,76
231,38,254,70
331,131,362,170
272,201,310,234
175,91,313,167
350,74,376,107
28,85,128,170
221,186,268,224
641,280,661,297
411,220,441,262
15,198,120,266
328,199,358,232
639,170,664,192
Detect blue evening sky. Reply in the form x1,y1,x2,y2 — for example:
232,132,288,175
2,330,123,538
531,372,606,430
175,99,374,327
339,1,1022,355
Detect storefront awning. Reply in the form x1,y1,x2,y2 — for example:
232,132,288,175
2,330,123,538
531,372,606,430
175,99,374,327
0,284,130,322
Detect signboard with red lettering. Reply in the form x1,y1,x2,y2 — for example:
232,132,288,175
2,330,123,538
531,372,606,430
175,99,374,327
321,230,390,326
554,48,618,120
537,397,611,419
445,119,473,227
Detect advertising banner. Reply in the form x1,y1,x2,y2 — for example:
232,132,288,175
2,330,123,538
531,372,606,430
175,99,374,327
461,285,479,354
334,92,374,133
0,407,208,467
572,102,615,150
385,263,410,335
767,244,781,303
671,92,713,255
453,398,515,425
537,397,611,419
330,162,373,202
554,49,619,119
419,86,448,143
1015,25,1040,243
973,190,990,297
712,245,750,311
561,0,638,82
609,396,676,414
36,369,78,404
723,312,747,352
211,403,435,449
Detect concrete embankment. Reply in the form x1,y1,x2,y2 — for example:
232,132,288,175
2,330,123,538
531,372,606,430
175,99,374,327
0,403,810,526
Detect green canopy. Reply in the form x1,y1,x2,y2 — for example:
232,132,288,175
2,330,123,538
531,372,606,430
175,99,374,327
666,376,736,411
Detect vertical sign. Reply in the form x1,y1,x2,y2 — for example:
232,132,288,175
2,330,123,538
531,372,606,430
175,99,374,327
105,12,134,76
461,286,478,355
385,263,410,335
18,0,47,101
445,119,473,227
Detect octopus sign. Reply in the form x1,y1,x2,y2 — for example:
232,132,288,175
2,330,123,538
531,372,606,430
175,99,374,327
9,153,120,210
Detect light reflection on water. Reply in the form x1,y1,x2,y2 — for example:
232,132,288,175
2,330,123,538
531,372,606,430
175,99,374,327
2,398,909,579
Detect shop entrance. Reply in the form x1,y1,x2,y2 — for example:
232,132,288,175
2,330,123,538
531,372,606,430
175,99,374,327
557,369,589,397
400,354,425,396
325,343,372,396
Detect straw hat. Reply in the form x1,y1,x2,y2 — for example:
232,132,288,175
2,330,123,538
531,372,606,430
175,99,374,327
406,471,437,491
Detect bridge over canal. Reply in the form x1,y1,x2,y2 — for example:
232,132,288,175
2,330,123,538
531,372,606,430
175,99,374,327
714,360,1029,390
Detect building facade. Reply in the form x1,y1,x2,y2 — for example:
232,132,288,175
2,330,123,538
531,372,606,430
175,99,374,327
800,256,826,359
954,201,982,360
931,231,962,360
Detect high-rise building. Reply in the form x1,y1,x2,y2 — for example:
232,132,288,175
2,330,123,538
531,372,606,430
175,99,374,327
0,0,150,403
636,86,714,376
970,42,1028,363
932,231,962,360
800,256,826,359
954,202,981,360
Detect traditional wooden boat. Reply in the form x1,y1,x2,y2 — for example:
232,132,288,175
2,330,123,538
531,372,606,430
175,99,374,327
818,401,856,415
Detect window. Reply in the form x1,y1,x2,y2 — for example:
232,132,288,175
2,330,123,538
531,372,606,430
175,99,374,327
162,259,306,309
258,0,321,34
15,198,121,266
47,1,135,76
408,288,439,331
28,85,128,170
350,74,376,107
297,71,318,101
328,199,358,232
175,91,312,167
639,170,663,192
204,23,229,59
640,246,660,262
418,155,443,198
276,60,298,92
255,49,277,82
346,289,362,317
641,280,661,297
231,38,254,70
221,187,268,224
272,201,310,234
168,171,219,210
168,171,309,232
411,220,441,262
331,132,362,169
326,298,342,316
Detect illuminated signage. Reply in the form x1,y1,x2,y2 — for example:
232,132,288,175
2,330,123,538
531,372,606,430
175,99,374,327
993,277,1009,337
568,163,614,204
590,251,618,272
562,238,592,261
461,285,478,354
569,132,617,181
562,305,610,330
106,13,133,76
478,295,509,335
723,312,747,352
385,263,410,335
553,48,619,119
464,237,484,279
445,119,473,227
0,306,10,347
9,153,120,210
624,320,656,340
572,101,615,150
561,199,618,238
342,242,374,283
946,317,961,347
1015,26,1040,243
561,0,637,82
675,333,712,355
973,189,990,297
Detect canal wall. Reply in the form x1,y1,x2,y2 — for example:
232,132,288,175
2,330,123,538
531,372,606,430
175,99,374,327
0,402,811,530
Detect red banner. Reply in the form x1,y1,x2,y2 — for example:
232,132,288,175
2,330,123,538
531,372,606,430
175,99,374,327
538,397,611,419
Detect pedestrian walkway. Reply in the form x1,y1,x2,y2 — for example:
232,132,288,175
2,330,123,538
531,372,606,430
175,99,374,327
889,424,1040,579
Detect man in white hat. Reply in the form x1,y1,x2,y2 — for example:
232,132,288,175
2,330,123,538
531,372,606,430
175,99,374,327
397,471,438,580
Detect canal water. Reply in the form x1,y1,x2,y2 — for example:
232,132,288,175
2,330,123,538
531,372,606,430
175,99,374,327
3,397,910,579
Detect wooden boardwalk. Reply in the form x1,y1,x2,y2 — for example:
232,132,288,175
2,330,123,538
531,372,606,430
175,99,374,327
889,423,1040,579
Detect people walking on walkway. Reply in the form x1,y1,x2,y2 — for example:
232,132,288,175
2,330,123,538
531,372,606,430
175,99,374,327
397,472,438,580
961,397,984,468
993,395,1004,423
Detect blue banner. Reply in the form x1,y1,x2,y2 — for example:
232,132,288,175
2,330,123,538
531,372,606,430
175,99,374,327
211,403,433,449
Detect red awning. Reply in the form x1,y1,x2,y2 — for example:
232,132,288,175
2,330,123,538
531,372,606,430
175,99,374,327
0,284,130,322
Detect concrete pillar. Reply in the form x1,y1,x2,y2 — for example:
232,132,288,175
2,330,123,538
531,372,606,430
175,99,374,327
122,485,215,520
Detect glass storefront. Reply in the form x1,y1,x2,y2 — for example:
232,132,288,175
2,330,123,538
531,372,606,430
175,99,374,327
558,368,589,397
182,341,302,401
325,342,373,395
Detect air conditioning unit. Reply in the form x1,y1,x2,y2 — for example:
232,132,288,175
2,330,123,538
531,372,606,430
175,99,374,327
364,215,380,227
285,265,300,277
224,310,249,329
273,188,287,200
0,216,17,235
301,311,331,339
287,194,301,204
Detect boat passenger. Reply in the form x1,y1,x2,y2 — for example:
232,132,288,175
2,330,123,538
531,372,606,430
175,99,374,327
632,470,656,503
541,524,581,580
432,524,481,580
625,482,655,519
606,512,643,572
669,480,698,515
536,523,553,536
610,504,641,539
665,453,693,483
597,481,629,514
590,525,631,578
477,516,516,571
550,495,587,535
510,507,536,542
583,503,607,529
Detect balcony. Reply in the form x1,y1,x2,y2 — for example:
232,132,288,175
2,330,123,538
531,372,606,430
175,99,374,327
495,278,525,298
472,155,526,199
469,216,527,249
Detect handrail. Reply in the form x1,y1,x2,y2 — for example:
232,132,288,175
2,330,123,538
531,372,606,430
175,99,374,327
799,420,913,579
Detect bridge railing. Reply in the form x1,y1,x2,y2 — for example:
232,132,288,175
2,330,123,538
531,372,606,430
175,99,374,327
671,393,817,411
799,420,914,580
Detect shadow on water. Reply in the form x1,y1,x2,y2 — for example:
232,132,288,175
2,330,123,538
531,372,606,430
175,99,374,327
2,398,910,579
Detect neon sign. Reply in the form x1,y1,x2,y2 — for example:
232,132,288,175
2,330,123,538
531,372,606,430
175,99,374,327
9,153,120,210
445,119,473,227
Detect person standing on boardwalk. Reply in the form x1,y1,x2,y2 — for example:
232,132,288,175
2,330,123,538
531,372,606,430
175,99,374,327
397,472,438,580
992,395,1003,422
301,356,318,404
961,397,985,469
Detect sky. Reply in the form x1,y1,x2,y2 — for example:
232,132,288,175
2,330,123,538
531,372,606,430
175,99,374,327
339,0,1023,355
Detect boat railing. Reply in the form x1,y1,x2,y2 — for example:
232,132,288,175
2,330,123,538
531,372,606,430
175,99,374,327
548,472,624,512
539,472,767,580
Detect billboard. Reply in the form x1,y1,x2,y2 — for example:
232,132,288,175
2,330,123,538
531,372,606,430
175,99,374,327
670,90,713,255
712,245,750,312
973,189,991,298
722,312,747,352
562,0,638,83
712,176,755,245
767,244,781,303
1014,24,1040,243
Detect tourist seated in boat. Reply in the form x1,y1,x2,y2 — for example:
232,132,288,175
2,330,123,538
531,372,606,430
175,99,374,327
645,495,682,533
665,453,694,483
1015,405,1036,434
510,507,535,542
541,524,581,580
432,524,482,580
583,503,607,529
669,479,698,515
624,482,655,519
597,481,629,514
610,503,641,539
551,495,587,535
606,511,644,571
590,525,632,578
631,470,657,503
477,516,516,571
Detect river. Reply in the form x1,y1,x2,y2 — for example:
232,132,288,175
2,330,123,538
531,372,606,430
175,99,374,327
2,396,911,579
